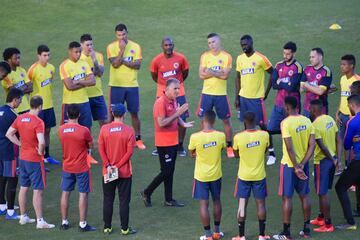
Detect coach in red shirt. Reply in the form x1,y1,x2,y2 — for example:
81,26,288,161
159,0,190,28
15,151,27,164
98,103,137,235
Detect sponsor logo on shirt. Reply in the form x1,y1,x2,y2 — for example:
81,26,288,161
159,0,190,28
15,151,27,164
296,125,307,132
0,111,4,116
241,68,254,75
246,141,260,148
326,122,334,129
63,127,75,133
341,91,351,97
14,80,25,88
309,81,318,87
279,77,290,83
41,78,52,87
162,70,177,78
110,127,122,133
72,73,86,81
21,118,31,122
123,56,133,62
203,141,217,149
211,66,221,71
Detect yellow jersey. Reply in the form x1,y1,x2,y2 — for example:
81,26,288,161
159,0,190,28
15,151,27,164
339,74,360,115
233,130,269,181
281,115,315,167
107,40,142,87
236,51,272,99
80,52,104,98
313,115,338,164
27,62,55,110
59,59,92,104
1,66,30,113
188,130,226,182
200,50,232,96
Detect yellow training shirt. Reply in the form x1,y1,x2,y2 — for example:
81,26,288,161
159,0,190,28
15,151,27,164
80,52,104,98
339,74,360,115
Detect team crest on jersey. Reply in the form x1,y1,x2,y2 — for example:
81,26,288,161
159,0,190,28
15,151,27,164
218,59,223,64
81,66,86,71
50,71,53,75
296,125,307,132
288,70,294,76
173,62,179,68
163,70,176,78
20,73,24,78
130,49,135,54
241,68,254,75
316,73,322,80
252,61,256,67
110,127,122,133
247,141,260,148
41,78,52,87
203,141,217,149
63,127,75,133
14,80,25,89
21,118,31,122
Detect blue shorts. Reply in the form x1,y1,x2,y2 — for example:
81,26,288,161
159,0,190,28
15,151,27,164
19,160,46,190
0,159,17,177
192,178,221,200
267,105,286,132
89,96,108,121
234,178,267,199
239,96,266,125
38,107,56,129
314,158,335,195
197,94,231,120
177,95,189,120
278,163,309,197
62,102,92,129
61,171,92,193
339,112,350,139
110,87,139,113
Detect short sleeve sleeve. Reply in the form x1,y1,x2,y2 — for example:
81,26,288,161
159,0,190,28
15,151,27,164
188,134,196,150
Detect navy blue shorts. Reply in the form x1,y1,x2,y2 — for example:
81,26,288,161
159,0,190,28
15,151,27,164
38,107,56,129
267,105,286,132
19,160,46,190
89,96,108,121
61,171,92,193
339,112,350,139
197,94,231,120
192,178,221,200
0,159,17,177
314,158,335,195
110,87,139,113
239,96,266,125
62,102,92,129
234,178,267,199
177,95,189,120
278,163,309,197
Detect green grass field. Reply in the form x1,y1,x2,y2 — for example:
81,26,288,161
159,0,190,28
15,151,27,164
1,0,360,239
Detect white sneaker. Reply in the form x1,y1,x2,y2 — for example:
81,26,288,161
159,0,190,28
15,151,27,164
36,220,55,229
266,155,276,166
19,214,36,225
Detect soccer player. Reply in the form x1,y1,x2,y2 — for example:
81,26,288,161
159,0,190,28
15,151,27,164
0,88,22,220
273,96,315,240
232,111,270,240
27,45,59,165
309,99,342,233
80,33,108,127
300,48,332,118
98,103,137,235
189,110,225,240
141,78,193,207
6,96,55,229
58,104,95,232
335,94,360,230
2,48,32,114
150,36,189,157
198,33,234,158
0,61,11,80
59,41,95,130
267,42,302,166
107,23,146,150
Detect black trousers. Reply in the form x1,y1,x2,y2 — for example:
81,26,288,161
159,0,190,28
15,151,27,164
103,177,132,230
144,145,178,202
0,176,18,209
335,160,360,225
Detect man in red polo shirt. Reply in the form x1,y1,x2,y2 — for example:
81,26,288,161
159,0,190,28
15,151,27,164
6,96,55,229
141,78,193,207
98,103,137,235
150,36,189,157
58,104,95,232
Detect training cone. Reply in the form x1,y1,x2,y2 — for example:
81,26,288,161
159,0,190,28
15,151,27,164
329,23,342,30
87,154,98,167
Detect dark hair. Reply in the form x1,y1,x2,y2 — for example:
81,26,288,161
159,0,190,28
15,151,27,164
113,110,125,118
244,111,256,124
68,41,81,49
351,81,360,95
240,34,253,41
311,47,324,57
341,54,356,67
3,48,20,61
67,104,80,119
115,23,127,32
37,45,50,55
204,110,216,125
347,94,360,105
283,41,297,52
284,96,298,109
6,88,23,103
80,33,92,43
0,61,11,74
166,78,180,87
207,33,219,39
310,99,323,110
30,96,43,109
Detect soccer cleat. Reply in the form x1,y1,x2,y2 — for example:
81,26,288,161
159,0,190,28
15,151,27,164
200,235,213,240
335,223,357,230
0,209,6,215
78,224,96,232
151,149,159,156
231,236,245,240
60,223,70,230
310,217,325,226
227,147,235,158
121,227,137,235
178,146,187,157
140,191,152,207
299,230,311,238
258,235,270,240
19,214,36,225
212,231,224,240
272,232,292,240
314,224,334,232
164,199,185,207
44,156,60,165
136,140,146,150
103,227,112,234
5,211,20,220
36,221,55,229
266,155,276,166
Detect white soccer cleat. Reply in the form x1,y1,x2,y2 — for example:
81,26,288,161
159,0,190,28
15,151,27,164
36,220,55,229
19,214,36,225
266,155,276,166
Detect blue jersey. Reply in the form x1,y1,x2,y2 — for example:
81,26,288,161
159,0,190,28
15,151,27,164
344,112,360,161
0,105,17,161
